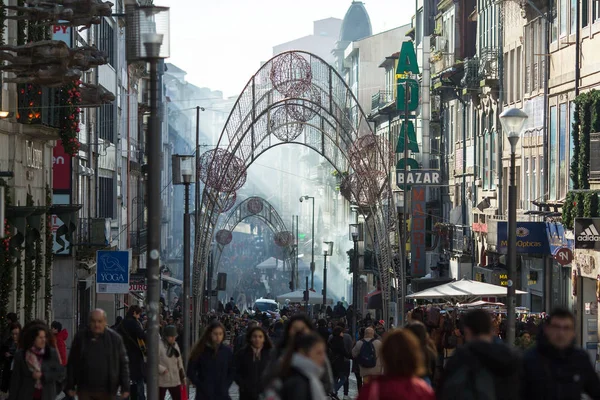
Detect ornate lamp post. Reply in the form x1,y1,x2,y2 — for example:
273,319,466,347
499,107,528,347
300,195,315,289
322,241,334,306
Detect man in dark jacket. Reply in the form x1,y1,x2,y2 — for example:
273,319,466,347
522,307,600,400
66,309,130,400
118,305,147,400
439,309,520,400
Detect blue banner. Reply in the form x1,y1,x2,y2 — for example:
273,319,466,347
96,250,131,294
496,222,549,254
546,222,571,254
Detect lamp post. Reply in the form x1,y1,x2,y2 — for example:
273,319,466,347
125,5,170,399
300,195,316,289
394,190,407,326
323,241,334,306
171,155,195,369
349,223,363,339
499,107,528,347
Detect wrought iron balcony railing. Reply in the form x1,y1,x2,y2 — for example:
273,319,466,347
130,229,148,254
371,90,394,111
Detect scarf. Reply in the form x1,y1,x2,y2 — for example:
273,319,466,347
25,347,45,390
163,339,180,358
290,353,328,400
252,346,262,361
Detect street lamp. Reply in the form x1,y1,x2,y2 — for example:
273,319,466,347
171,155,194,369
394,190,407,327
499,107,528,347
125,4,170,399
300,195,316,290
322,241,334,306
349,223,363,339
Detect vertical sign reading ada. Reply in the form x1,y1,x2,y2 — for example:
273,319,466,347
96,250,131,294
411,187,427,277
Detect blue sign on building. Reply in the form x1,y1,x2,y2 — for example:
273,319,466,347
546,222,571,254
496,222,550,254
96,250,131,294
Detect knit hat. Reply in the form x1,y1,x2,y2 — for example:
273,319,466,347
163,325,177,338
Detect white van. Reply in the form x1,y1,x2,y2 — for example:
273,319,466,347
253,298,279,313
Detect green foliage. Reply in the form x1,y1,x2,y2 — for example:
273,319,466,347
584,192,600,218
16,0,25,46
44,186,53,323
571,102,580,190
0,180,13,332
23,193,34,322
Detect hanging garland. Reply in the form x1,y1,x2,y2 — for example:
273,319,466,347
0,180,13,333
44,186,53,323
23,194,35,323
34,215,43,313
571,101,580,190
59,81,82,156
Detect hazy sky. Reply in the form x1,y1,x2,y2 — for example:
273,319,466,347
155,0,413,97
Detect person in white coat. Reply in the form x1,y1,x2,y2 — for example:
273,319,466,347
158,325,185,400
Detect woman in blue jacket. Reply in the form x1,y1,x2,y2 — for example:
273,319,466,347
187,321,234,400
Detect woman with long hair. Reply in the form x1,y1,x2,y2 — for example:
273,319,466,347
187,321,234,400
0,323,20,394
234,326,273,400
158,325,185,400
264,332,329,400
357,329,435,400
9,321,64,400
405,321,438,387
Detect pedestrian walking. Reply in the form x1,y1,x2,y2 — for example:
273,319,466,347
405,321,438,388
50,321,67,367
158,325,185,400
0,323,20,394
328,326,351,398
262,332,329,400
438,309,520,400
352,327,382,384
521,307,600,400
187,321,234,400
65,309,130,400
117,305,147,400
234,326,273,400
356,329,435,400
329,322,353,400
8,320,65,400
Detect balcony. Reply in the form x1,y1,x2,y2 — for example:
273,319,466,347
16,84,62,139
451,225,472,254
130,229,148,255
370,90,394,111
479,48,500,87
430,52,455,76
590,132,600,182
461,58,481,89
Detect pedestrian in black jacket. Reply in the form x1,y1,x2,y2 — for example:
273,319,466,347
0,323,20,393
9,321,64,400
66,309,130,399
117,305,146,400
521,308,600,400
235,326,273,400
328,326,351,396
187,321,234,400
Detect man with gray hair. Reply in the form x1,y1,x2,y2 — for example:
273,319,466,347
352,327,382,384
65,309,131,400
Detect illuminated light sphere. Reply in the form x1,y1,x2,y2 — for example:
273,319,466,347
247,197,263,214
199,148,247,193
204,191,236,214
215,229,233,246
269,52,313,98
339,172,385,207
274,231,294,247
348,134,395,177
284,86,322,122
269,105,304,142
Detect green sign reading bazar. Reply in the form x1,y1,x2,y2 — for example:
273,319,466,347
396,41,421,176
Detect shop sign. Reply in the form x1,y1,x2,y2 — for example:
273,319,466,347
129,273,147,292
575,218,600,250
553,247,574,266
546,222,569,254
52,193,71,255
497,222,550,254
96,250,131,294
493,271,509,287
575,253,596,277
53,141,71,191
25,140,42,170
396,170,441,185
411,187,427,277
473,222,488,233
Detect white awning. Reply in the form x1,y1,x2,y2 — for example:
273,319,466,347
407,278,527,299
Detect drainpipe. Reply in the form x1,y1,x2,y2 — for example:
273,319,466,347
497,1,505,217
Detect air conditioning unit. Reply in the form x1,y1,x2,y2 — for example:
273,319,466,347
435,36,447,52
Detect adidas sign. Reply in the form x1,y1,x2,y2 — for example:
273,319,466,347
578,224,600,242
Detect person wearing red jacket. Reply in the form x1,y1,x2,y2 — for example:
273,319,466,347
51,321,68,366
357,329,435,400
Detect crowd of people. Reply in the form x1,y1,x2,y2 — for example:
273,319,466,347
0,304,599,400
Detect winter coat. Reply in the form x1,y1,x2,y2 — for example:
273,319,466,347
438,339,521,400
0,336,17,392
328,335,351,377
66,327,130,396
352,338,383,378
357,375,435,400
9,347,65,400
521,331,600,400
158,340,184,389
54,329,68,366
187,343,234,400
278,366,314,400
234,346,271,400
117,315,146,381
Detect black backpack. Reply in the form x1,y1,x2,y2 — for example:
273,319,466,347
441,350,496,400
357,339,377,368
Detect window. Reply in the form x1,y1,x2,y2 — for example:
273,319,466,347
559,103,567,198
490,128,496,189
552,3,558,42
532,157,537,202
516,47,522,101
570,102,576,189
571,0,577,33
524,158,530,209
550,106,557,200
450,105,455,147
483,130,490,189
98,19,115,67
539,155,545,197
560,0,567,36
509,50,515,103
98,177,115,219
583,0,589,28
98,104,115,143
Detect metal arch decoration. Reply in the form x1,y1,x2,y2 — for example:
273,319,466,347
212,196,293,276
215,229,233,246
349,134,395,176
274,231,293,247
198,148,247,193
193,51,400,324
204,190,237,214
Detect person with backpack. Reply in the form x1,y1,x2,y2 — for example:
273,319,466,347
438,309,520,400
352,327,382,384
